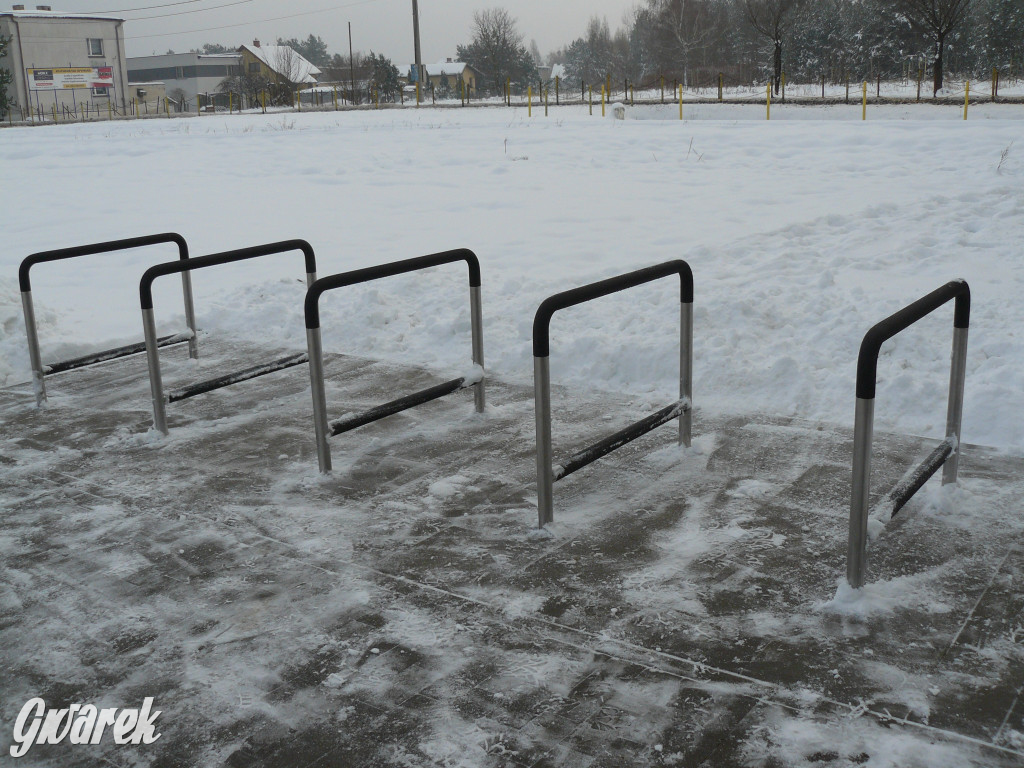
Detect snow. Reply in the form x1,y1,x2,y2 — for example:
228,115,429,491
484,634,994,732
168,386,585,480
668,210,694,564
2,103,1022,453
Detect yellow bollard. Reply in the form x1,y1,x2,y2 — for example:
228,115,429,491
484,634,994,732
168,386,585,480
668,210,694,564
601,85,605,117
964,81,969,120
679,84,683,120
528,85,532,117
862,81,867,120
766,83,770,120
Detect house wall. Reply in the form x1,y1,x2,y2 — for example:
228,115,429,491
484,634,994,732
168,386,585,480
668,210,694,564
0,14,128,117
127,53,239,102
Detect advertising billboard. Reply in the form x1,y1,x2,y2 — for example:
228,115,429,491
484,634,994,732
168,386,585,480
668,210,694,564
27,67,114,91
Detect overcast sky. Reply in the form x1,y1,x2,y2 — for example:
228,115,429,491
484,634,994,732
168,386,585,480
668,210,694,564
45,0,639,62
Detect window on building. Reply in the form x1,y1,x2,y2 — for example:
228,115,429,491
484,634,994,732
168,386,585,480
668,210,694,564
87,38,104,57
92,87,110,97
249,62,261,74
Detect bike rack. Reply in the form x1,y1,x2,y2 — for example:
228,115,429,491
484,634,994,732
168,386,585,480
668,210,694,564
533,260,694,527
19,233,198,407
139,239,318,435
304,249,485,473
847,279,970,588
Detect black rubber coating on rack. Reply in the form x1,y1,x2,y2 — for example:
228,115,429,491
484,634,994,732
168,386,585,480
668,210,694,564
45,332,192,376
166,352,308,402
553,399,690,481
532,260,693,358
328,376,473,436
889,438,956,516
140,239,316,310
20,233,189,293
305,248,481,330
856,280,970,400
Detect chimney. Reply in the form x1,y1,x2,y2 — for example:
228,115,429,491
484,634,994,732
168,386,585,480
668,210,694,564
252,38,260,48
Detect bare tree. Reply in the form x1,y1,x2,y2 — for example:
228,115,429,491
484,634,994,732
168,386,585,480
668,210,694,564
654,0,721,87
457,8,537,93
744,0,804,94
897,0,972,94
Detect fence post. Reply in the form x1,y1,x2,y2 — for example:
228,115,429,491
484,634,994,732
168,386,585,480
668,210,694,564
506,78,510,106
589,85,593,115
766,83,770,120
964,81,969,120
556,75,559,105
528,85,532,117
781,71,786,103
678,84,683,120
917,65,923,102
822,73,825,98
993,67,998,100
661,75,665,104
601,85,605,117
545,87,549,116
862,81,867,120
719,72,724,102
877,74,881,98
845,71,849,104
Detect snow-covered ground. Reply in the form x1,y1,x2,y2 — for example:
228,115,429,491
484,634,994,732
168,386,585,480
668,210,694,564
3,104,1024,766
1,103,1022,451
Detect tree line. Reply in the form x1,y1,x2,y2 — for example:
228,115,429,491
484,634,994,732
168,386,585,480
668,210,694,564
551,0,1019,97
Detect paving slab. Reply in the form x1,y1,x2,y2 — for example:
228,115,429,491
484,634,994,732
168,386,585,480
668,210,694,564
1,338,1022,767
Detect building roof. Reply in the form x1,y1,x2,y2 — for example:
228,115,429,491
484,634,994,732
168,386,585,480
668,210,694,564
426,61,470,77
1,9,123,21
239,44,320,84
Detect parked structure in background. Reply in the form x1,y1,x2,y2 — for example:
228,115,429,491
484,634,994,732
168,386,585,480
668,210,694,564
127,51,239,104
0,4,129,120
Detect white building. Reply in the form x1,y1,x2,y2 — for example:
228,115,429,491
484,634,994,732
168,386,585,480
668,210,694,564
127,52,241,103
0,5,129,118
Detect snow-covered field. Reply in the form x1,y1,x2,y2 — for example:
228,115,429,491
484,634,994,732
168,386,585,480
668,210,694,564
2,102,1022,450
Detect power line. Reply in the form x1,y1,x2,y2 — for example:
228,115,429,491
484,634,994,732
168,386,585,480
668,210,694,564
125,0,383,40
129,0,255,21
86,0,204,12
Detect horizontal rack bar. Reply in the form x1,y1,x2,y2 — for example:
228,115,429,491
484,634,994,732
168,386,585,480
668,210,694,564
45,332,192,376
167,352,308,403
329,375,478,437
889,437,956,516
553,399,690,482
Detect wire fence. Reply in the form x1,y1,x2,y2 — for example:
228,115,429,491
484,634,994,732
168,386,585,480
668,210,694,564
4,71,1023,127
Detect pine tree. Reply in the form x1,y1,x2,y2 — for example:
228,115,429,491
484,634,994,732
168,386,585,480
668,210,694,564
0,34,14,119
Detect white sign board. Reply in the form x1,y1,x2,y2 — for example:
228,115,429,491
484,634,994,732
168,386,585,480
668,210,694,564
27,67,114,91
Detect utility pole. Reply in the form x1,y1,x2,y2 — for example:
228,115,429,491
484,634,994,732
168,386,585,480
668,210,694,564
411,0,424,89
348,21,356,105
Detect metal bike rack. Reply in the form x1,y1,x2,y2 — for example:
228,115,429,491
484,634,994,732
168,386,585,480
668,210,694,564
533,260,694,527
139,239,318,435
304,248,485,473
19,233,198,406
847,279,970,588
